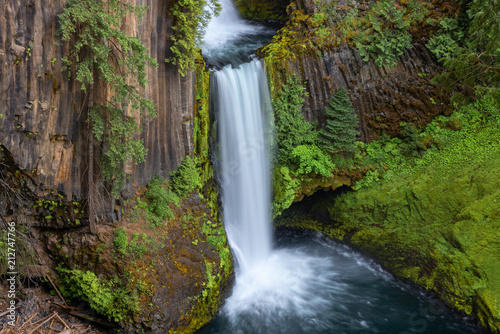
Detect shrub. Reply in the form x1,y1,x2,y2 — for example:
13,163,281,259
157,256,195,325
272,166,300,218
169,156,202,199
291,145,334,176
145,176,179,226
113,228,128,255
319,89,360,156
426,18,463,62
58,267,139,322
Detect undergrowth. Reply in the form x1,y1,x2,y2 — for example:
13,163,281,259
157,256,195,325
58,267,140,323
353,97,500,189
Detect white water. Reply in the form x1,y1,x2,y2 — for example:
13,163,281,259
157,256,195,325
201,0,275,66
203,0,252,48
207,0,343,327
214,60,344,328
215,59,273,272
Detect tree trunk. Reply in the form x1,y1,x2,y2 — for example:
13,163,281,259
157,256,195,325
88,83,97,235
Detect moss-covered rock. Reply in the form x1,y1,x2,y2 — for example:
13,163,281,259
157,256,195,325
234,0,289,21
276,118,500,333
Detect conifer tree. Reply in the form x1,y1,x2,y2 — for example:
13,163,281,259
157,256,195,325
319,89,360,155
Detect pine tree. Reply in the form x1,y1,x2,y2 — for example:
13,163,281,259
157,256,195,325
319,89,360,155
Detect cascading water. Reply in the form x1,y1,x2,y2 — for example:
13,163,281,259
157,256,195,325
215,59,273,271
199,1,486,333
201,0,276,67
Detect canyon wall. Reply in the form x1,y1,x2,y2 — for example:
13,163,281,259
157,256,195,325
281,44,452,143
0,0,194,217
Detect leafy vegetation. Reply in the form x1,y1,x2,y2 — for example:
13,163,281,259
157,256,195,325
169,155,203,199
426,17,463,62
353,97,500,190
58,0,157,196
355,0,412,68
113,228,128,255
273,75,317,165
58,267,139,322
291,145,334,176
145,176,179,226
319,89,359,156
167,0,220,76
431,0,500,104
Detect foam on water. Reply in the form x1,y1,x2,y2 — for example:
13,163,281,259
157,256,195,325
201,0,275,65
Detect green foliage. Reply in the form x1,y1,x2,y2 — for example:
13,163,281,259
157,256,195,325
201,220,231,269
272,166,300,218
113,228,128,255
354,97,500,190
169,156,202,199
426,18,463,62
273,75,317,165
399,122,420,156
144,176,179,226
432,0,500,103
291,145,334,176
167,0,220,76
407,0,429,24
58,267,139,322
319,89,360,156
58,0,158,197
355,0,412,68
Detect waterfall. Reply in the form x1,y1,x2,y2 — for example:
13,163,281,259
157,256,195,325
201,0,275,67
214,59,273,272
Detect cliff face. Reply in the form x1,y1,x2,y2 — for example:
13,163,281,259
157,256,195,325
263,0,456,143
0,0,193,213
278,45,452,143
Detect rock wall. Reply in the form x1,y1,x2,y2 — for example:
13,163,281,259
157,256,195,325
0,0,194,213
263,0,456,143
284,45,452,143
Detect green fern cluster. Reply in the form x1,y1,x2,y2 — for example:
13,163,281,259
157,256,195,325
355,0,412,68
431,0,500,104
58,267,139,322
426,18,463,62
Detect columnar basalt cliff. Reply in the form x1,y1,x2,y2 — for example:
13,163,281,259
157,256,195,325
276,45,452,143
262,0,456,143
0,2,234,332
0,0,194,219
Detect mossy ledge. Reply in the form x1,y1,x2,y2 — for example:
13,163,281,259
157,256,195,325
276,119,500,333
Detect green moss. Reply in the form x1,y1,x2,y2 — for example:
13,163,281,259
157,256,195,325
234,0,287,20
277,112,500,332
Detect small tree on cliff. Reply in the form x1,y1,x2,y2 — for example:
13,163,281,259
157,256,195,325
58,0,158,232
319,89,360,156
